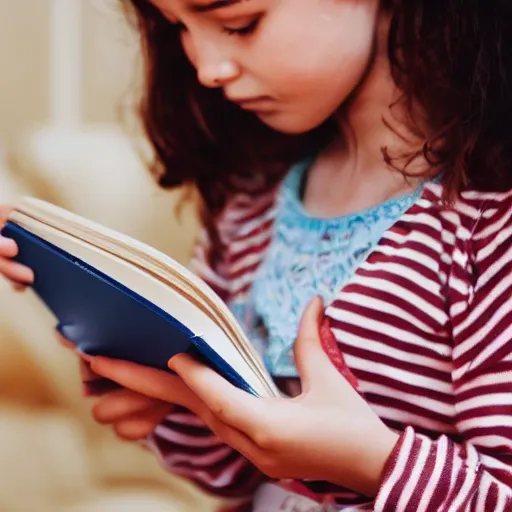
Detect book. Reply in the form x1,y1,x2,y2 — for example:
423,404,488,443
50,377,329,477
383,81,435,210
2,197,280,398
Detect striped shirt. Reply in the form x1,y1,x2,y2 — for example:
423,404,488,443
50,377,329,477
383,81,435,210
147,180,512,511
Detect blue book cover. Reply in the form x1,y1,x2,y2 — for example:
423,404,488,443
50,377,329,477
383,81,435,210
2,221,257,395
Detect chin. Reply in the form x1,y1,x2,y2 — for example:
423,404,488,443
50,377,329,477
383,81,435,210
259,114,329,135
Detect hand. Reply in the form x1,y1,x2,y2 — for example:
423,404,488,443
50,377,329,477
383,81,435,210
167,297,400,497
82,357,212,440
84,298,399,496
0,204,33,291
91,387,173,441
79,351,209,419
56,332,173,441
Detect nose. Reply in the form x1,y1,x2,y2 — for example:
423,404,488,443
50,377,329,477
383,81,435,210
198,60,240,88
193,41,241,88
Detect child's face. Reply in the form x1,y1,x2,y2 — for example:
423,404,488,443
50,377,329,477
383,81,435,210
151,0,380,134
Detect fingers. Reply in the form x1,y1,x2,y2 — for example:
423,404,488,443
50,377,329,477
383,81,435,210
0,256,33,284
113,406,173,440
296,296,324,346
79,357,102,382
92,388,172,424
88,358,263,450
0,236,18,258
0,233,32,291
0,206,31,289
293,297,354,394
88,356,205,415
293,296,337,390
91,388,172,441
169,353,264,435
11,281,28,292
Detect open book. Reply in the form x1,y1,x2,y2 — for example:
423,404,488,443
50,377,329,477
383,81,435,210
2,197,279,398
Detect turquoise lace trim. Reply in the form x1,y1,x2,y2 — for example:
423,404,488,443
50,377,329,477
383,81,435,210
231,159,424,377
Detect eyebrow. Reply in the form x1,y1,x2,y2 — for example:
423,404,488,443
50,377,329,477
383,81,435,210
189,0,247,13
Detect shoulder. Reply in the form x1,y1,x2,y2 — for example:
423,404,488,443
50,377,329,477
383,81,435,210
459,188,512,253
444,188,512,273
418,182,512,240
399,183,511,303
433,185,512,302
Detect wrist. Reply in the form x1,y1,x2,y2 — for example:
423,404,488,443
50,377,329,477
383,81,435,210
360,425,400,497
332,422,399,497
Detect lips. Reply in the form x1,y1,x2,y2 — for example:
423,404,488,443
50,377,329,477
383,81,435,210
227,95,274,111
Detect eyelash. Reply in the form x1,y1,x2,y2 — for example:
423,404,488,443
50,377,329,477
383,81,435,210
223,17,260,36
173,17,260,37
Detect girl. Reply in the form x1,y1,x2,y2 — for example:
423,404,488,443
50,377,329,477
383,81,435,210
2,0,512,510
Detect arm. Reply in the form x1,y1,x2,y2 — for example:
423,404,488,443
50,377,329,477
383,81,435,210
375,197,512,511
146,407,266,498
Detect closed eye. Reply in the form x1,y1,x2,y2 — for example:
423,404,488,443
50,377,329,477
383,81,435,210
170,15,261,37
223,17,260,36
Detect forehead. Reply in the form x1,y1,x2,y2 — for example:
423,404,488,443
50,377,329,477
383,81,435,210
150,0,251,16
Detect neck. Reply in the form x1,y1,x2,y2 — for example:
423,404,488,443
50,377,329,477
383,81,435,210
333,16,424,183
302,16,428,218
338,59,396,174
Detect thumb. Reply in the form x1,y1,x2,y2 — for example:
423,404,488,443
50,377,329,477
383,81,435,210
293,296,335,391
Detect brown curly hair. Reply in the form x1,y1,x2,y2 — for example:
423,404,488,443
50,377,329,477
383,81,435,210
123,0,512,220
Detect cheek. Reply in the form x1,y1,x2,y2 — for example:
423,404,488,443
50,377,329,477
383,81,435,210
252,5,377,100
256,42,371,107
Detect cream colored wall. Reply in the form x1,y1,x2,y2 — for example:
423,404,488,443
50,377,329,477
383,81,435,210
82,1,141,126
0,0,140,145
0,0,50,146
0,4,213,511
0,0,200,260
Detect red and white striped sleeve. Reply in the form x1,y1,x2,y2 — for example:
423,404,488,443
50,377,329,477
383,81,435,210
146,227,265,500
188,227,231,301
146,406,265,499
374,194,512,511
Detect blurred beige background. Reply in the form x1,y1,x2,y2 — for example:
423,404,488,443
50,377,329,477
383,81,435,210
0,1,221,511
0,0,137,143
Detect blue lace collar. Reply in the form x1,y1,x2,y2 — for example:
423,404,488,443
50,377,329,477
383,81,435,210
233,159,426,377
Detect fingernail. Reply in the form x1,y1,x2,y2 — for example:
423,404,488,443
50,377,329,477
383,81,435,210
168,353,185,370
311,296,324,322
